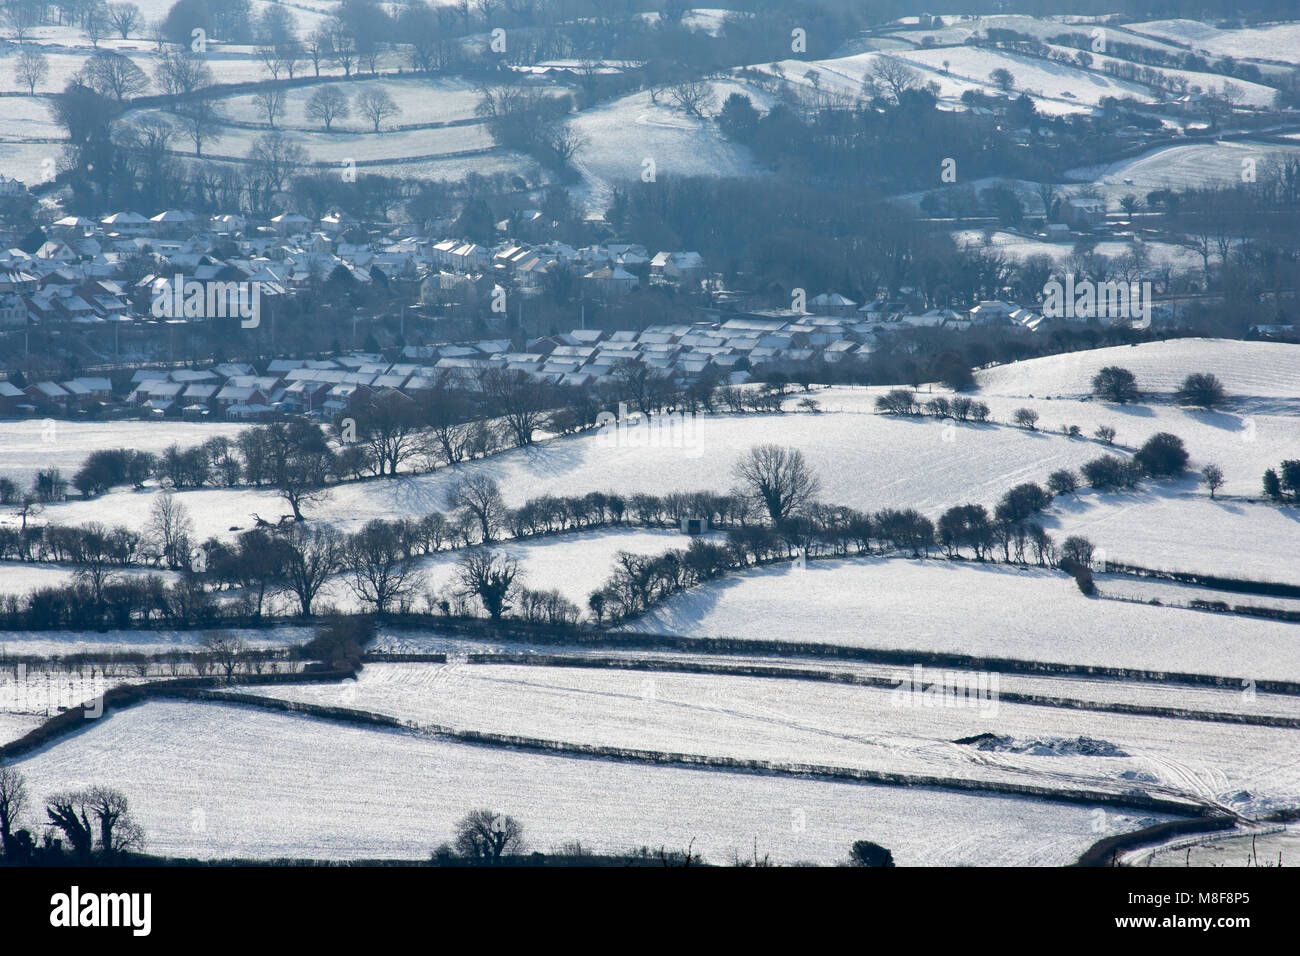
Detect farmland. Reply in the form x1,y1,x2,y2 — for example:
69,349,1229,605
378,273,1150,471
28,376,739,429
2,0,1300,876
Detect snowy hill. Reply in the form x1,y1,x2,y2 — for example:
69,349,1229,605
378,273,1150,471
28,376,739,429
976,339,1300,405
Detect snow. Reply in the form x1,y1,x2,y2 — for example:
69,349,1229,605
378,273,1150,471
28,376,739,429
1043,44,1278,108
216,77,489,129
1047,492,1300,583
894,46,1157,108
632,556,1300,683
1127,20,1300,66
0,560,178,596
170,120,495,164
567,81,769,212
309,527,708,614
953,229,1201,270
248,661,1300,816
0,419,250,490
0,626,313,658
891,15,1184,55
968,392,1299,500
1094,571,1300,614
367,629,1300,721
7,699,1170,864
19,399,1122,543
1131,823,1300,866
976,339,1300,406
1068,141,1300,200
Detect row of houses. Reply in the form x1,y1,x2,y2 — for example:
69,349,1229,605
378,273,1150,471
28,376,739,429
0,205,710,325
0,377,112,416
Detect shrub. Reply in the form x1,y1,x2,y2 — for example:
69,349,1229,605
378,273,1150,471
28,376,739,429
1091,366,1139,404
924,397,951,418
875,388,919,415
1013,407,1039,429
1282,460,1300,501
1047,469,1080,496
1060,557,1096,595
1095,425,1116,445
1174,372,1226,409
1081,454,1138,490
1263,468,1282,500
1135,432,1188,477
1060,535,1095,567
848,840,895,867
1200,463,1225,499
996,483,1051,523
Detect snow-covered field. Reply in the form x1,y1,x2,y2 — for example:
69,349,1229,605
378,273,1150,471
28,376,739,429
216,77,489,130
890,15,1184,56
248,661,1300,816
1126,20,1300,66
309,527,709,614
1048,492,1300,583
6,699,1169,864
1095,572,1300,615
1043,44,1278,107
632,556,1300,683
751,49,1107,116
0,419,250,490
0,626,313,658
976,339,1300,406
568,80,771,211
0,560,178,597
954,229,1201,269
368,629,1300,721
1068,142,1300,200
15,402,1120,542
1130,823,1300,866
894,46,1157,109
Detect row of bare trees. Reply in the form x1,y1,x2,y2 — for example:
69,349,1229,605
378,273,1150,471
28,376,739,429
0,765,143,863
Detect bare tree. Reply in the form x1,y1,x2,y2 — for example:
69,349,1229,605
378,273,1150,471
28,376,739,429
15,47,49,94
82,1,108,47
0,764,28,849
445,474,505,543
544,123,585,165
106,1,141,38
481,367,550,446
452,808,525,863
354,390,423,476
254,86,287,127
277,524,343,616
154,49,215,99
732,445,821,524
456,548,520,619
307,84,350,130
1200,463,1225,499
346,520,419,613
306,26,332,76
668,78,715,117
201,631,247,681
45,792,96,860
865,57,921,104
177,91,223,157
83,50,150,101
248,130,308,200
1013,407,1039,430
354,86,401,132
82,785,144,855
3,0,42,40
147,490,194,569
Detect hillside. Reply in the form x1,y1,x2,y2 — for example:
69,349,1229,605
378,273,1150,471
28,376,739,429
975,339,1300,406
